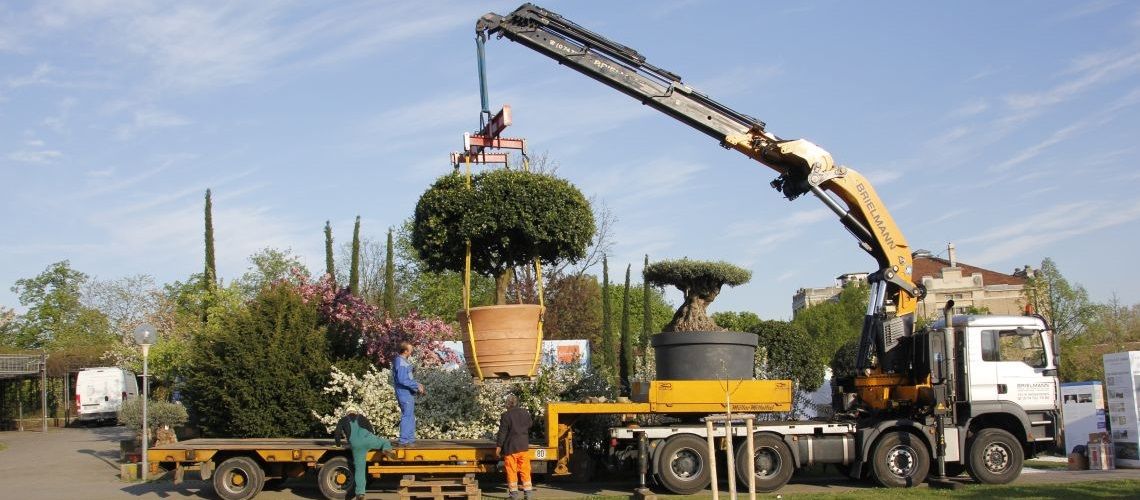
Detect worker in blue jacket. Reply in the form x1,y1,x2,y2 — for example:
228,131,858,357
393,341,425,446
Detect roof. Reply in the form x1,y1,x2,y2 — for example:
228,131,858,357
912,255,1026,286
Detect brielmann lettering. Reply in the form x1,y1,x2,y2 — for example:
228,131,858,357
856,183,897,250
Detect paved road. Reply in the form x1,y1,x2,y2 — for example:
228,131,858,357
3,425,1139,499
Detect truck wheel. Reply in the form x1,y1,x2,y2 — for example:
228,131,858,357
734,434,794,492
654,434,711,495
213,456,265,500
318,456,353,500
870,431,929,488
966,429,1023,484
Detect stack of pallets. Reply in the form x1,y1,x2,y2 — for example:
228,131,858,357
398,474,481,500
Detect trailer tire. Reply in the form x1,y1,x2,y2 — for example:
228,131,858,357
966,428,1022,484
213,456,265,500
317,456,353,500
870,431,929,488
734,434,794,492
655,434,711,495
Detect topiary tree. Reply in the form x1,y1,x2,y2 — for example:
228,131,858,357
644,259,751,332
411,169,594,305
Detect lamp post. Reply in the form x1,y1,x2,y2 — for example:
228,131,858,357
133,324,157,481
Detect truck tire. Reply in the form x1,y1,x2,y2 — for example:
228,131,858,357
318,456,353,500
870,431,930,488
734,434,794,492
966,428,1023,484
213,456,265,500
654,434,711,495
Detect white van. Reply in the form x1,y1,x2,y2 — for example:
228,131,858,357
75,367,138,423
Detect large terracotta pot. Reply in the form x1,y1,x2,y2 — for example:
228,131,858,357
457,304,544,379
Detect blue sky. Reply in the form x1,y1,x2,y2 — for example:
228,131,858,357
2,1,1139,320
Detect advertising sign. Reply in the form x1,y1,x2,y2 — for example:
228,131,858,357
1103,351,1140,468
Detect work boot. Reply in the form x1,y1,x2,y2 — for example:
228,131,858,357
524,489,537,500
508,490,522,500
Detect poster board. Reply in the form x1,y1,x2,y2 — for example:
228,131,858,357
1060,381,1106,454
1103,351,1140,468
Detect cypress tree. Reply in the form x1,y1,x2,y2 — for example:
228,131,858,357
324,220,335,280
641,254,652,374
620,263,633,395
600,255,613,381
349,216,361,295
203,189,217,292
383,227,396,315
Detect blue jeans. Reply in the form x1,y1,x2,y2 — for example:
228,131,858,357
398,397,415,445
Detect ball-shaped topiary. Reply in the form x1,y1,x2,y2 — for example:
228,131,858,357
412,168,595,305
644,258,752,332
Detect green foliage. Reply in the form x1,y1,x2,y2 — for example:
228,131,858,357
395,221,496,320
204,189,217,293
411,169,594,304
118,397,189,431
643,259,752,289
641,255,651,373
544,274,602,341
324,220,335,279
1025,258,1095,340
830,338,861,383
1058,298,1140,383
713,311,763,332
749,320,824,393
792,282,868,366
619,264,633,394
384,228,397,315
236,248,309,299
184,283,331,437
600,256,614,379
349,216,361,296
8,261,112,350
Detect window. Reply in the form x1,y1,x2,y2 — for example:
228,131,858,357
981,329,1046,368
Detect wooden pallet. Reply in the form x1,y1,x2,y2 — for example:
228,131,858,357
398,474,481,500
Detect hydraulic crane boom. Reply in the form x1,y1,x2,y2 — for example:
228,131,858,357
479,4,928,408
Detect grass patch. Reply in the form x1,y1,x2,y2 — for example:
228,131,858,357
0,442,7,452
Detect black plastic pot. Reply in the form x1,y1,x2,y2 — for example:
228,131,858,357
651,331,758,380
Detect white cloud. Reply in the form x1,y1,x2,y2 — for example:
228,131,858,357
114,108,191,140
726,208,830,257
691,64,784,97
991,122,1085,172
5,62,53,88
949,99,988,118
7,137,63,164
960,200,1140,265
1004,49,1140,112
576,157,709,207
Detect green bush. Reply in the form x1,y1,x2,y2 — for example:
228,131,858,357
118,397,189,430
184,283,332,438
411,169,594,304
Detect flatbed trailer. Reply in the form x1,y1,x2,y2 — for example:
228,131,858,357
148,379,792,499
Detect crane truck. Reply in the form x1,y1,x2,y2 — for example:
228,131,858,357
475,2,1062,493
148,5,1061,498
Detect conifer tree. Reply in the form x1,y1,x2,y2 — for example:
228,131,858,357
620,263,633,395
349,216,361,295
203,189,217,292
600,255,614,380
641,254,652,374
324,220,335,280
383,227,396,315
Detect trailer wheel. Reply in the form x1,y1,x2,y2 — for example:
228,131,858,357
870,431,929,488
213,456,265,500
734,434,794,492
654,434,711,495
318,456,353,500
966,429,1022,484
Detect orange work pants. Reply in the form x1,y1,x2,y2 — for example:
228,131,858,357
503,451,532,491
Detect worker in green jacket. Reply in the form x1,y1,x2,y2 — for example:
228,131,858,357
334,405,393,500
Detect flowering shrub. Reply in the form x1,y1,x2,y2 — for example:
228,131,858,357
316,361,616,443
294,272,458,367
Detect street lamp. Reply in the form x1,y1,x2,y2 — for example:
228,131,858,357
133,324,158,482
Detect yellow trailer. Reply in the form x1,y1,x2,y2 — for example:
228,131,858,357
148,379,791,500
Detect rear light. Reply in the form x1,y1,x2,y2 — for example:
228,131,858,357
75,394,80,406
610,438,618,448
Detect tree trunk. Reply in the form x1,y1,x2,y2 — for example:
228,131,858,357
494,269,512,305
663,282,724,332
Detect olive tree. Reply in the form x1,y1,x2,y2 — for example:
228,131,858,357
411,169,594,305
644,259,751,332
